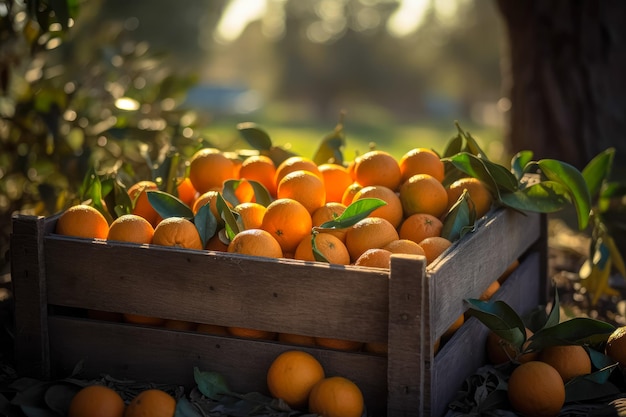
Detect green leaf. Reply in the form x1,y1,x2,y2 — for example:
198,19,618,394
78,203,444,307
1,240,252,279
194,204,217,248
537,159,591,230
511,151,534,181
442,153,500,198
441,190,476,242
318,198,387,229
236,122,272,151
582,148,614,199
313,114,346,165
499,181,571,213
464,299,526,348
147,190,194,219
193,367,230,400
587,346,619,370
442,131,464,158
527,317,615,351
248,180,273,207
311,233,330,263
216,193,239,240
564,364,621,403
543,285,560,329
174,397,203,417
221,179,244,207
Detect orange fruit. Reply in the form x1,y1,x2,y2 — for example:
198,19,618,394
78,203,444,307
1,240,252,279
277,170,326,214
205,234,229,251
346,157,359,181
314,337,363,352
311,202,348,242
266,350,325,409
383,239,426,256
318,163,353,203
419,236,452,264
239,154,277,197
162,319,196,331
399,174,448,218
294,233,350,265
341,182,363,206
227,229,283,259
225,178,255,204
123,314,165,326
274,156,322,186
107,214,154,244
68,385,125,417
56,204,109,239
175,177,197,206
152,217,203,250
479,280,501,301
227,326,276,340
124,389,176,417
354,248,392,269
507,361,565,417
261,198,313,253
308,376,364,417
539,345,591,382
192,190,233,219
195,323,228,335
345,217,399,262
446,177,493,219
486,327,538,365
606,326,626,367
188,148,235,194
398,213,443,244
233,202,267,230
128,180,160,227
278,333,316,346
354,150,402,190
399,147,445,183
352,185,403,229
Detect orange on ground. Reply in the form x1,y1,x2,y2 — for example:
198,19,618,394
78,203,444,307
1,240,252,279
124,389,176,417
539,345,591,382
233,202,267,230
261,198,312,253
442,314,465,341
318,163,353,203
277,170,326,214
227,229,283,259
123,314,165,326
399,147,445,183
195,323,228,335
311,202,348,242
419,236,452,265
152,217,203,250
354,150,402,191
56,204,109,239
341,182,363,206
352,185,403,229
278,333,317,346
274,156,322,187
188,148,235,194
107,214,154,244
239,154,277,197
399,213,443,244
507,361,565,417
354,248,392,269
479,280,501,301
314,337,363,352
227,326,276,340
266,350,325,409
606,326,626,366
486,327,538,365
446,177,493,219
345,217,399,262
68,384,125,417
294,233,350,265
308,376,364,417
399,174,448,218
162,319,196,331
176,177,197,206
383,239,426,256
128,180,160,227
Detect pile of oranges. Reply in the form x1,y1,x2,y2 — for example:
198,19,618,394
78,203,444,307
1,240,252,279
55,146,493,270
68,385,176,417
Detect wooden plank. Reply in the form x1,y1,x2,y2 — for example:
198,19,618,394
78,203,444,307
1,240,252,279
47,315,388,415
429,251,541,417
387,254,426,417
44,237,391,343
10,215,50,378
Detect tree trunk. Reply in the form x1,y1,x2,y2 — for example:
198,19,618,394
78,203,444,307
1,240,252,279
496,0,626,179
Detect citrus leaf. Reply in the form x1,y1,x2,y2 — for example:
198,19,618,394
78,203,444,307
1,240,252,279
236,122,272,151
313,114,346,165
564,365,621,403
543,284,560,329
44,383,81,416
194,204,217,248
311,233,330,263
216,193,239,240
455,122,489,160
318,198,386,229
247,180,273,207
174,396,203,417
442,153,500,198
499,181,570,213
221,179,244,206
147,190,194,219
194,367,230,400
537,159,591,230
464,299,526,348
511,151,534,181
442,130,464,158
441,190,476,242
582,148,614,199
527,317,615,351
587,346,619,370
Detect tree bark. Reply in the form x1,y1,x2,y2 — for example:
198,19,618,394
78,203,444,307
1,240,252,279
496,0,626,178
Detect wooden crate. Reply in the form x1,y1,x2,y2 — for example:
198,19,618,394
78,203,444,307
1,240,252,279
11,207,546,416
